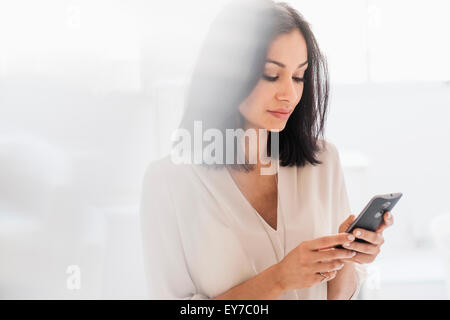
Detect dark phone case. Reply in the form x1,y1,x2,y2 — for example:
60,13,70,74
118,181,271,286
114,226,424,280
336,193,403,249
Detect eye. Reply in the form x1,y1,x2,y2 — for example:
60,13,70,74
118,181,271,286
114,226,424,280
263,74,305,83
263,75,278,82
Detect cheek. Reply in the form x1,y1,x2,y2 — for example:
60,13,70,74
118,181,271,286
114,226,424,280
239,81,304,118
239,83,272,114
254,83,278,106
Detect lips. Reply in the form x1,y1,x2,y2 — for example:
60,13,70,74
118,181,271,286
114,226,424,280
267,108,293,120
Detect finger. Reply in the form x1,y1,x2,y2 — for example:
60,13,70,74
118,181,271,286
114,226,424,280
343,241,381,255
326,270,337,281
352,228,384,245
343,214,355,226
312,248,356,262
376,211,394,233
314,273,329,283
339,214,355,233
347,251,376,264
347,214,355,221
319,270,337,282
308,233,355,250
314,260,345,273
314,270,337,283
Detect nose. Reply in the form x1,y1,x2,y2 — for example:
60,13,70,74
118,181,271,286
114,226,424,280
275,78,299,104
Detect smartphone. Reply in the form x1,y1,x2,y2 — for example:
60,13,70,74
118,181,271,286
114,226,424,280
336,192,403,248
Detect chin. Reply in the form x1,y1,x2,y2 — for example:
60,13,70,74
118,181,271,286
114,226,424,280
265,121,287,132
270,126,286,132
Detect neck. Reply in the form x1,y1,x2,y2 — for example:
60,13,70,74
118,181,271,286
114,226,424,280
241,122,273,172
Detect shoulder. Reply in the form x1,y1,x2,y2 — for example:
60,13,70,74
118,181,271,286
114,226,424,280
141,155,177,197
143,155,170,177
143,155,192,181
140,155,196,213
142,155,209,195
295,139,345,187
314,138,343,170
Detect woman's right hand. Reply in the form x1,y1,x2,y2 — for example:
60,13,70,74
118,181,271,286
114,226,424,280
276,233,357,292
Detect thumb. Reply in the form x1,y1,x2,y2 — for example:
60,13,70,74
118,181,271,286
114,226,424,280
342,214,355,230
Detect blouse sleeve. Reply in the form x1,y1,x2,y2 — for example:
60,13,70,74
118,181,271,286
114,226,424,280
328,141,369,300
139,160,210,300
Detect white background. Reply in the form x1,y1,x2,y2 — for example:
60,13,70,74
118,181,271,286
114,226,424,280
0,0,449,299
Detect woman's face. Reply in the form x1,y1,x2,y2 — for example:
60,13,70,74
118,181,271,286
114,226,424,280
239,29,308,132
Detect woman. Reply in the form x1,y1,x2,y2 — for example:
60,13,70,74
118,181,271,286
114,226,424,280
140,0,393,299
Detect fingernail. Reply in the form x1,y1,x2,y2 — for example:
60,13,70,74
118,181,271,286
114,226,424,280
347,234,355,241
343,242,350,247
355,230,361,237
387,212,391,218
351,251,356,256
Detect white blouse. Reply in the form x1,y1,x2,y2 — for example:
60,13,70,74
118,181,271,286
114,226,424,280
139,139,367,299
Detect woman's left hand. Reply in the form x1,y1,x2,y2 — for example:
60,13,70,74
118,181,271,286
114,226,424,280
339,211,394,264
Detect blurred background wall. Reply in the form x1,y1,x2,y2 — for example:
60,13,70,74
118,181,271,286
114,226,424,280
0,0,449,299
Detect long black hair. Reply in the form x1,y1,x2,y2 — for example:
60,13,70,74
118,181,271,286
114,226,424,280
176,0,329,170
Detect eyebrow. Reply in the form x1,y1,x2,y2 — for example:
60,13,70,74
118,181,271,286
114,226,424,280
266,59,308,69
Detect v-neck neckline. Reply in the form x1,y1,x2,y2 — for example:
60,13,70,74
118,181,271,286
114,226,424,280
224,162,281,232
